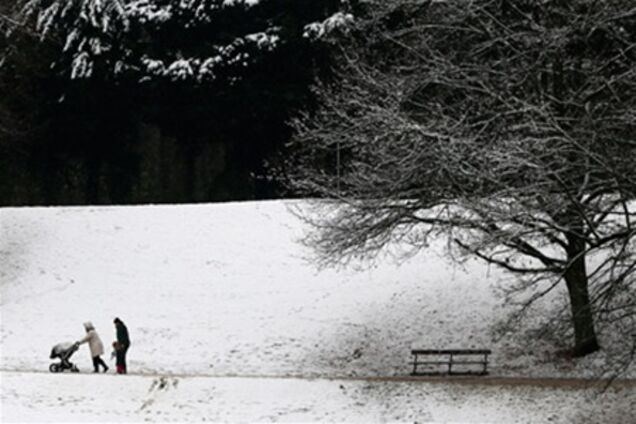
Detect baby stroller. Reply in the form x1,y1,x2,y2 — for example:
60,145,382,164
49,342,80,373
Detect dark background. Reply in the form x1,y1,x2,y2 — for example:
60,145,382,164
0,0,348,205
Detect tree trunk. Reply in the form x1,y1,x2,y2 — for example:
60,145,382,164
184,143,196,202
39,155,61,205
564,230,600,357
85,154,101,204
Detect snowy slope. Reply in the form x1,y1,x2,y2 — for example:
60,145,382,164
0,201,491,376
0,200,632,378
1,200,635,422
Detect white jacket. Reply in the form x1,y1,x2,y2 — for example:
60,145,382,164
79,322,104,357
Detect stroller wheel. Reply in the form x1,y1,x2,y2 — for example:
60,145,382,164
49,363,60,373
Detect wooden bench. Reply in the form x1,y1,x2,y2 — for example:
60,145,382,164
411,349,491,376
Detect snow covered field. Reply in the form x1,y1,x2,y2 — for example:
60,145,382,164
2,372,634,423
1,200,634,422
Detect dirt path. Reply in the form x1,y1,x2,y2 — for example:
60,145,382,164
3,370,634,423
2,368,634,388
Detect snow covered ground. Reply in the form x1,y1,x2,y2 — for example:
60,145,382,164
1,200,634,422
2,372,634,423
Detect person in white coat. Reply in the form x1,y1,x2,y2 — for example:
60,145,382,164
77,321,109,373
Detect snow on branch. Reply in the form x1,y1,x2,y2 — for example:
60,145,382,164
245,31,279,51
304,11,354,40
221,0,261,7
140,28,279,82
19,0,130,78
18,0,350,81
125,0,172,25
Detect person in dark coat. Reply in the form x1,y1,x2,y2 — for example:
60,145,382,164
113,317,130,374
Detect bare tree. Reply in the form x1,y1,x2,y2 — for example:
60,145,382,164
283,0,636,359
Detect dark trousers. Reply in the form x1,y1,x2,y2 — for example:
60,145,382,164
119,343,129,373
92,355,108,372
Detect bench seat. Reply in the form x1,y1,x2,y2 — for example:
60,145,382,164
411,349,492,376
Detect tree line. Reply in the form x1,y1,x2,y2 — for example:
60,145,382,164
0,0,354,205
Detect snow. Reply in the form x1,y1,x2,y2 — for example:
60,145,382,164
1,200,634,422
2,373,634,423
304,12,354,40
223,0,261,7
70,51,93,79
140,30,277,83
126,0,173,25
165,58,195,81
245,31,280,51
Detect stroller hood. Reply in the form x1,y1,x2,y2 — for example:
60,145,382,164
50,342,77,358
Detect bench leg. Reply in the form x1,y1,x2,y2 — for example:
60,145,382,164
412,354,418,375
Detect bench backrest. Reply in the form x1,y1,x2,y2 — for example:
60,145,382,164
411,349,491,355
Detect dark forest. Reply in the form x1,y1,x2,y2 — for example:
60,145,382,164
0,0,354,205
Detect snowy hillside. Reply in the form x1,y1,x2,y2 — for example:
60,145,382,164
1,200,635,422
0,200,632,378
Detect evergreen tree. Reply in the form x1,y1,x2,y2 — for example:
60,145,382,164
1,0,354,203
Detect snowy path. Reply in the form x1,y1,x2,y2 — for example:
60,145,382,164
2,371,635,423
2,368,635,388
